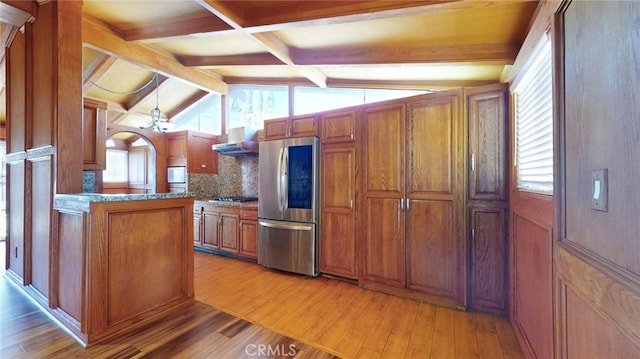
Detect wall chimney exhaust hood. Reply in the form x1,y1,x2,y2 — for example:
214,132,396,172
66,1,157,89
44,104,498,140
212,127,259,156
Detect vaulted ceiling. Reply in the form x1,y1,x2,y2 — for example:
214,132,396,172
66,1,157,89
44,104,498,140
1,0,540,130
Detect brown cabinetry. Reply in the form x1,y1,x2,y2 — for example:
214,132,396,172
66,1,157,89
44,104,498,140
320,109,358,279
361,91,463,306
321,109,357,143
469,205,508,315
239,208,258,259
264,114,318,140
194,202,257,259
166,130,218,173
83,98,107,170
465,84,509,315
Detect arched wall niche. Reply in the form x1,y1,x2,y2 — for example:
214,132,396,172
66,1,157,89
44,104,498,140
106,125,168,193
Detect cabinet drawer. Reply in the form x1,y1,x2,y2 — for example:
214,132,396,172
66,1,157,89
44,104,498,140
240,208,258,220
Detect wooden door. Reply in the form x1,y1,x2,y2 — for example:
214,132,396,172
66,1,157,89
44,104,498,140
202,211,220,250
263,117,289,140
320,145,357,279
362,103,406,286
220,213,239,253
405,93,461,300
469,206,507,315
321,110,356,144
467,85,508,201
290,115,318,138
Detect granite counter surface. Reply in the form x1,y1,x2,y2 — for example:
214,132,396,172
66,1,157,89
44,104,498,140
55,192,195,203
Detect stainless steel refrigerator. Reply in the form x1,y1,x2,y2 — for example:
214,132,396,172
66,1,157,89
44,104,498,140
258,136,320,277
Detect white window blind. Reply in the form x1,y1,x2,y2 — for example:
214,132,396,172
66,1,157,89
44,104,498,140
513,36,553,193
103,149,129,183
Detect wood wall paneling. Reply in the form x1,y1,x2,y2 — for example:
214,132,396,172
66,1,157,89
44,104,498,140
7,27,25,152
31,3,54,148
30,156,53,299
557,1,640,357
55,211,85,324
7,161,25,280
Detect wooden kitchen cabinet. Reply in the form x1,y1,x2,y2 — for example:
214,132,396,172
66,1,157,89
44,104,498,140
361,91,463,306
469,205,508,315
466,84,509,315
194,202,256,258
467,84,508,201
83,98,107,170
166,130,218,173
321,109,357,144
239,208,258,259
320,144,357,279
264,114,318,140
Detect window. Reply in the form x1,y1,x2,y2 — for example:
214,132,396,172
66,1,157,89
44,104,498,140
293,87,429,115
513,35,553,193
170,94,222,134
227,84,289,129
103,149,128,183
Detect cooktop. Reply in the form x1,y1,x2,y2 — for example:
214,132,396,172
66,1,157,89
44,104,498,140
212,196,258,202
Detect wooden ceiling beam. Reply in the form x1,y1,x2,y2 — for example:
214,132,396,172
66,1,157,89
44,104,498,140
179,53,284,67
292,43,521,66
82,53,118,93
327,78,498,90
123,15,232,42
82,14,228,94
197,0,327,88
166,90,209,120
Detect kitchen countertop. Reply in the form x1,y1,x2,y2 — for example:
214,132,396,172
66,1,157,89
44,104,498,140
55,192,195,203
195,199,258,209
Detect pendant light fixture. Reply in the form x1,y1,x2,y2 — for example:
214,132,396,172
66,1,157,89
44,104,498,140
140,72,168,132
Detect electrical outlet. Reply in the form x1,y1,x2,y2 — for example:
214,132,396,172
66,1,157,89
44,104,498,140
591,169,608,212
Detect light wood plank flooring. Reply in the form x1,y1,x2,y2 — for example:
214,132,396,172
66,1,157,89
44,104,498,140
1,241,523,358
194,252,524,359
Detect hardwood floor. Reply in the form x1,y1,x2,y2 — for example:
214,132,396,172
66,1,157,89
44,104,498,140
194,252,524,359
1,242,524,358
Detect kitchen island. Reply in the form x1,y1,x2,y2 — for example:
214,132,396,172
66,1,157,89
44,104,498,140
53,192,195,346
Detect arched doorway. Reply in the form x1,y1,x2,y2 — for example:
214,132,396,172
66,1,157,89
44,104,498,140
103,132,157,194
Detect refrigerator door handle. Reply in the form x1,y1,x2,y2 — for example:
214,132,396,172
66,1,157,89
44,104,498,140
283,146,289,209
277,146,285,211
259,220,314,231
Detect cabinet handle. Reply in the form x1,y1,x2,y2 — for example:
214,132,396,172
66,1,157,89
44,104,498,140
15,246,18,258
471,228,475,240
397,199,402,233
349,199,353,210
350,126,354,140
471,153,476,172
406,198,410,211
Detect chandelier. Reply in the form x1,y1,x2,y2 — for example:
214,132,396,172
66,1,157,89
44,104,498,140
140,72,170,132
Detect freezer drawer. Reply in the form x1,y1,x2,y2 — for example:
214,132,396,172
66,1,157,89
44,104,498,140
258,219,318,277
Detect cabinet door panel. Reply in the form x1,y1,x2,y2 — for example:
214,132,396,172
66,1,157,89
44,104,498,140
408,99,455,196
322,147,355,211
264,118,288,140
470,206,507,314
363,198,405,287
290,115,318,138
202,212,219,249
240,220,257,259
468,86,507,201
220,214,239,253
407,200,456,298
364,104,405,195
320,212,356,278
167,134,187,167
321,111,356,143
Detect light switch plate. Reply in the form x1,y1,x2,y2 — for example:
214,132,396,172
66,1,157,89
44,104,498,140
591,169,608,212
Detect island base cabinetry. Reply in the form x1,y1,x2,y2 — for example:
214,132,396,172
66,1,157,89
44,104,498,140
53,195,194,346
